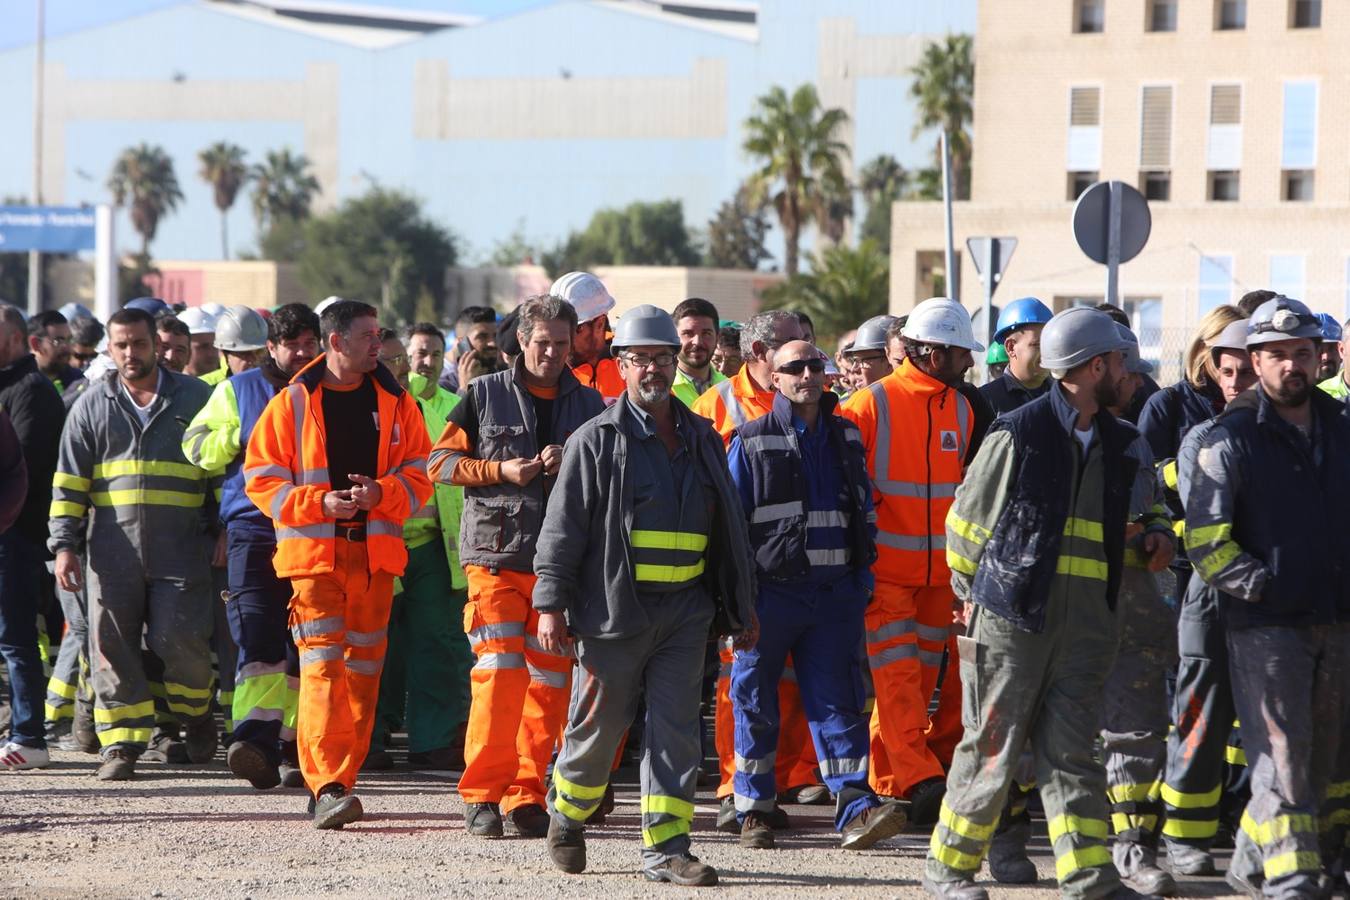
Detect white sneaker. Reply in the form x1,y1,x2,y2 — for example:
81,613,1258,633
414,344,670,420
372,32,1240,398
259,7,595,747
0,741,51,770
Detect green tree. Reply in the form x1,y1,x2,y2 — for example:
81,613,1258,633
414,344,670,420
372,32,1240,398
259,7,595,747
742,83,850,276
858,154,909,248
294,188,456,326
198,141,249,260
909,34,975,199
704,183,771,270
543,199,698,275
250,148,320,234
487,220,541,267
107,144,184,257
760,239,889,344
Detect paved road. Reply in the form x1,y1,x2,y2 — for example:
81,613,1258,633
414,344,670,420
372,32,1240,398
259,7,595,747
1,748,1243,898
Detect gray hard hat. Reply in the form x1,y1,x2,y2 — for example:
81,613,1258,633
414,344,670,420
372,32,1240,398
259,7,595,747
1209,318,1250,360
611,304,679,349
1115,323,1153,376
848,315,898,353
1246,296,1323,347
215,305,268,352
1040,307,1132,373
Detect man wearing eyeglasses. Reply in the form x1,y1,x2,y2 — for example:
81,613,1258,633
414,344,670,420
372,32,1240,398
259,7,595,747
27,311,85,397
725,339,908,851
534,305,756,887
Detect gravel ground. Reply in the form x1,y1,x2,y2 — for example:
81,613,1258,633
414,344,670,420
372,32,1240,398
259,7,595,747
1,748,1243,899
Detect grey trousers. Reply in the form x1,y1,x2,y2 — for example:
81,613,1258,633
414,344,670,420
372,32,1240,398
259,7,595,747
547,585,714,868
44,570,90,733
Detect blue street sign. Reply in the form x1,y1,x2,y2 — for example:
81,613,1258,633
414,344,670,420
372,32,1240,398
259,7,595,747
0,205,97,253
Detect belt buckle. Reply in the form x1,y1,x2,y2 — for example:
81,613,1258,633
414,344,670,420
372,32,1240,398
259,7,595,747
338,524,367,542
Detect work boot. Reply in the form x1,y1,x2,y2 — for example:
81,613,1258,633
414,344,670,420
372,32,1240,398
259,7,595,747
740,812,776,849
505,803,550,838
1164,839,1216,876
588,783,616,826
227,740,281,790
184,717,218,764
1114,841,1176,896
465,802,504,838
546,817,586,874
278,763,305,789
921,874,989,899
764,804,793,830
840,800,907,851
0,740,50,770
644,853,718,887
143,726,188,764
716,796,739,833
906,777,947,828
779,783,832,805
987,818,1038,884
312,783,363,830
96,748,137,781
406,746,463,771
361,748,394,771
72,699,99,754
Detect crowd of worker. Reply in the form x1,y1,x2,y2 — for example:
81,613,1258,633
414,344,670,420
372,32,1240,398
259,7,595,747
0,272,1346,899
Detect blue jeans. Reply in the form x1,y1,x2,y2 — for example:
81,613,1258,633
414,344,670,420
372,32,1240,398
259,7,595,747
0,530,47,748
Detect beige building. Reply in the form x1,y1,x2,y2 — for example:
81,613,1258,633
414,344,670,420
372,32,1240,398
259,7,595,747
891,0,1345,380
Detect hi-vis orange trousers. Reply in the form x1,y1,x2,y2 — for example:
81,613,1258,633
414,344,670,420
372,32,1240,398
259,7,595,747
458,566,573,813
289,537,395,797
714,640,821,799
866,583,961,798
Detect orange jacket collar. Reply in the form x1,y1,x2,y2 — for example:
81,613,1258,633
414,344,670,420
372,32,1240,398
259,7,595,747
733,364,774,409
290,352,406,399
889,358,952,397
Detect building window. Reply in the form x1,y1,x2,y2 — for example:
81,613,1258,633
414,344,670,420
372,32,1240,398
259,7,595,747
1198,255,1234,313
1141,171,1171,200
1068,172,1099,201
1068,86,1102,178
1139,85,1172,172
1207,84,1243,171
1148,0,1178,31
1215,0,1246,29
1208,171,1240,201
1281,81,1318,171
1269,254,1306,299
1075,0,1105,32
1290,0,1321,28
1283,170,1314,201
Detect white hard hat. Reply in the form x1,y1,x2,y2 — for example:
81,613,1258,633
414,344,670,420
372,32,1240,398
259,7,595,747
901,298,984,353
315,296,344,316
177,306,218,336
215,305,268,352
550,272,615,324
200,302,225,317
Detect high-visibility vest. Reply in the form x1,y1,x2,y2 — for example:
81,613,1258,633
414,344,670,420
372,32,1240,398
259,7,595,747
842,360,973,587
689,365,774,448
572,356,625,401
244,354,432,579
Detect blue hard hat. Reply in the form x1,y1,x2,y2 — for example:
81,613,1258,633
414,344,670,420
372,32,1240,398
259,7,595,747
125,296,170,317
1316,312,1343,342
993,297,1054,344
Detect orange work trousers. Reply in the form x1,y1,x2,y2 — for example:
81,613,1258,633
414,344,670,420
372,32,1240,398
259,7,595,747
866,582,959,798
714,640,820,799
458,566,573,813
289,537,395,797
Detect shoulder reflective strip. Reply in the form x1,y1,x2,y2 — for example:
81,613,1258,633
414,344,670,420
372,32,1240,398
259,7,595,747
277,524,336,541
300,646,344,666
630,531,708,552
866,618,915,643
467,622,526,644
947,513,991,546
53,472,91,491
1160,783,1221,809
554,773,607,800
751,500,804,523
244,464,291,482
715,380,745,427
818,756,867,777
270,484,296,520
869,643,918,668
868,381,891,483
916,623,949,643
642,818,691,848
741,434,794,453
805,548,849,566
1055,846,1112,881
806,510,848,527
91,460,203,480
1062,517,1104,542
947,551,978,575
50,500,87,518
92,700,156,723
640,794,696,820
1054,555,1109,581
938,801,997,841
346,658,382,676
346,628,387,647
97,726,153,747
877,531,946,551
474,651,526,670
1047,814,1109,843
1187,523,1232,545
1161,818,1219,839
634,560,706,583
526,661,568,689
89,489,204,508
876,480,959,498
929,837,984,874
366,520,403,538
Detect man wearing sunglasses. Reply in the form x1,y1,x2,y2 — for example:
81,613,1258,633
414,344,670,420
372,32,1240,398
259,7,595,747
725,339,908,851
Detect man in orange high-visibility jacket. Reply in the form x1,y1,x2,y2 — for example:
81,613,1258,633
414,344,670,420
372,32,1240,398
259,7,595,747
245,300,431,830
429,294,605,841
690,309,828,825
551,272,625,401
841,297,981,828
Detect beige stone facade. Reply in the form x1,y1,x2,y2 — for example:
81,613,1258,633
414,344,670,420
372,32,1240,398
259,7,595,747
891,0,1350,380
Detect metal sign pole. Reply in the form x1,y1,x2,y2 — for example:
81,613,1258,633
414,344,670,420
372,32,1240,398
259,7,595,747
941,131,957,302
1106,180,1122,307
981,238,995,384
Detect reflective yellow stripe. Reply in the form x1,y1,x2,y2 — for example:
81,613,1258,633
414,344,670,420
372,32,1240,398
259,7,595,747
1161,817,1218,839
1188,523,1232,545
164,681,212,699
92,460,203,480
1047,815,1109,843
90,489,205,508
45,702,74,720
634,560,706,583
1054,555,1109,581
630,530,708,552
97,726,152,746
947,513,991,547
49,500,87,518
1327,781,1350,799
1107,782,1158,804
640,795,695,820
53,472,91,491
1062,517,1104,542
554,795,593,823
642,818,691,847
1241,811,1318,846
1162,460,1178,490
938,801,996,841
166,699,211,716
947,551,978,576
1226,745,1248,767
1112,813,1158,834
930,833,985,873
93,700,155,723
1055,845,1111,880
1173,519,1186,538
1193,541,1241,578
555,773,607,801
1264,850,1322,880
47,678,77,700
1161,782,1221,809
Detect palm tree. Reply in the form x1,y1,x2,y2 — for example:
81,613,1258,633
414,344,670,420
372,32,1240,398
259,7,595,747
198,142,248,259
909,34,974,199
250,148,320,233
107,144,184,258
742,84,850,276
858,154,909,247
